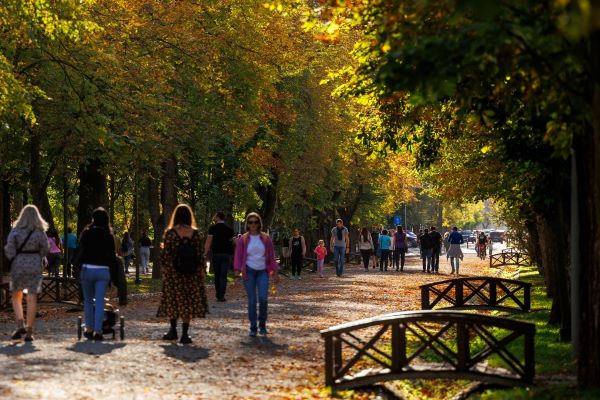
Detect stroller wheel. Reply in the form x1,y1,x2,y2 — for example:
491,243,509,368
77,316,82,340
120,316,125,340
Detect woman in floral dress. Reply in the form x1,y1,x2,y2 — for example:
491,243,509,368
157,204,207,344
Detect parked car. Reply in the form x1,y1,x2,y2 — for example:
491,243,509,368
490,230,506,243
460,230,472,242
406,231,418,248
468,232,477,243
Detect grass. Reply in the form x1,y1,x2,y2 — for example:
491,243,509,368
125,271,236,295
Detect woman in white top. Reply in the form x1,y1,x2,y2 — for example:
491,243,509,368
233,213,279,337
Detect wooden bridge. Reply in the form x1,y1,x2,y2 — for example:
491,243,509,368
321,310,535,392
420,276,531,312
490,248,531,268
0,276,82,310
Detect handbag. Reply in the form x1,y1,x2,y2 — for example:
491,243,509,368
7,230,35,272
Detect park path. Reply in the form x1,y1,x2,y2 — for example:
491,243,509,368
0,255,494,400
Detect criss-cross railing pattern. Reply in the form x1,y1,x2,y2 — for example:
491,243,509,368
38,276,82,305
420,277,531,312
321,311,535,392
490,248,531,268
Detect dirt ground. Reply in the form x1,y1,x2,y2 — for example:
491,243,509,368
0,254,496,400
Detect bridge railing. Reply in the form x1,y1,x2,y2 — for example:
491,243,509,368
420,276,531,312
321,310,535,391
490,248,531,268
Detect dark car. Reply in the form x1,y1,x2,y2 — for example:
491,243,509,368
490,230,506,243
460,230,472,242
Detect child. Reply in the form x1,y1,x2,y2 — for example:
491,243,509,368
314,240,328,278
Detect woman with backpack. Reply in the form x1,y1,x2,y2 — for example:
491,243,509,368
78,207,120,341
286,228,306,280
4,205,49,341
234,212,279,337
157,204,207,344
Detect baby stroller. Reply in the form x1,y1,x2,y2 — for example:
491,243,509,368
77,300,125,340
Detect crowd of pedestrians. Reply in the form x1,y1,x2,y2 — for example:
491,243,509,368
4,203,484,343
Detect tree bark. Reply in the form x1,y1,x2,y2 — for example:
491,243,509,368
29,131,54,227
77,159,108,234
147,177,162,279
0,180,10,275
161,156,178,229
575,73,600,387
257,168,279,230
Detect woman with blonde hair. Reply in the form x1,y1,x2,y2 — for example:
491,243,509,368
157,204,207,344
4,205,49,341
233,212,279,336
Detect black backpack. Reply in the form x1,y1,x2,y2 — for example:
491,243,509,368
173,234,199,275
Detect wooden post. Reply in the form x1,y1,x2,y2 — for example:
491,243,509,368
456,321,469,371
524,327,536,383
324,335,334,386
421,286,430,309
391,323,406,372
334,335,342,376
524,284,531,312
489,280,497,307
455,280,463,307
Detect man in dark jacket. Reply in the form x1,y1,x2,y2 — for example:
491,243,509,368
429,226,443,273
420,229,434,272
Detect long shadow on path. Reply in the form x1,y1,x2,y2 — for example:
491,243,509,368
160,344,209,362
67,341,126,356
0,342,40,356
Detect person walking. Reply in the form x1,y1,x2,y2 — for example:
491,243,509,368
204,212,234,301
46,227,62,277
233,212,279,336
4,205,49,341
393,226,408,271
358,228,374,270
429,226,443,273
420,228,434,272
443,231,450,254
313,240,327,278
370,227,380,269
139,231,152,274
157,204,208,344
120,232,134,273
378,229,392,271
417,229,424,260
78,207,121,341
446,226,464,274
287,228,306,280
61,226,78,277
330,219,349,277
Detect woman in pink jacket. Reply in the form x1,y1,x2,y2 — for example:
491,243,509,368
233,212,279,337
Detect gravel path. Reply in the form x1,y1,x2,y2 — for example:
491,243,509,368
0,255,495,399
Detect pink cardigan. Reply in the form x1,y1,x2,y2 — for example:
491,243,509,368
233,232,279,279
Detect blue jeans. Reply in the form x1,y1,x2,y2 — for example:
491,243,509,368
333,246,345,276
422,249,433,271
212,253,231,300
450,257,460,274
244,267,269,331
80,267,110,332
123,255,132,273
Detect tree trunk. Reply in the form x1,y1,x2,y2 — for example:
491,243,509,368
575,66,600,386
29,131,54,226
535,165,571,333
77,159,108,234
161,156,178,229
257,168,279,230
0,180,10,275
147,177,162,279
